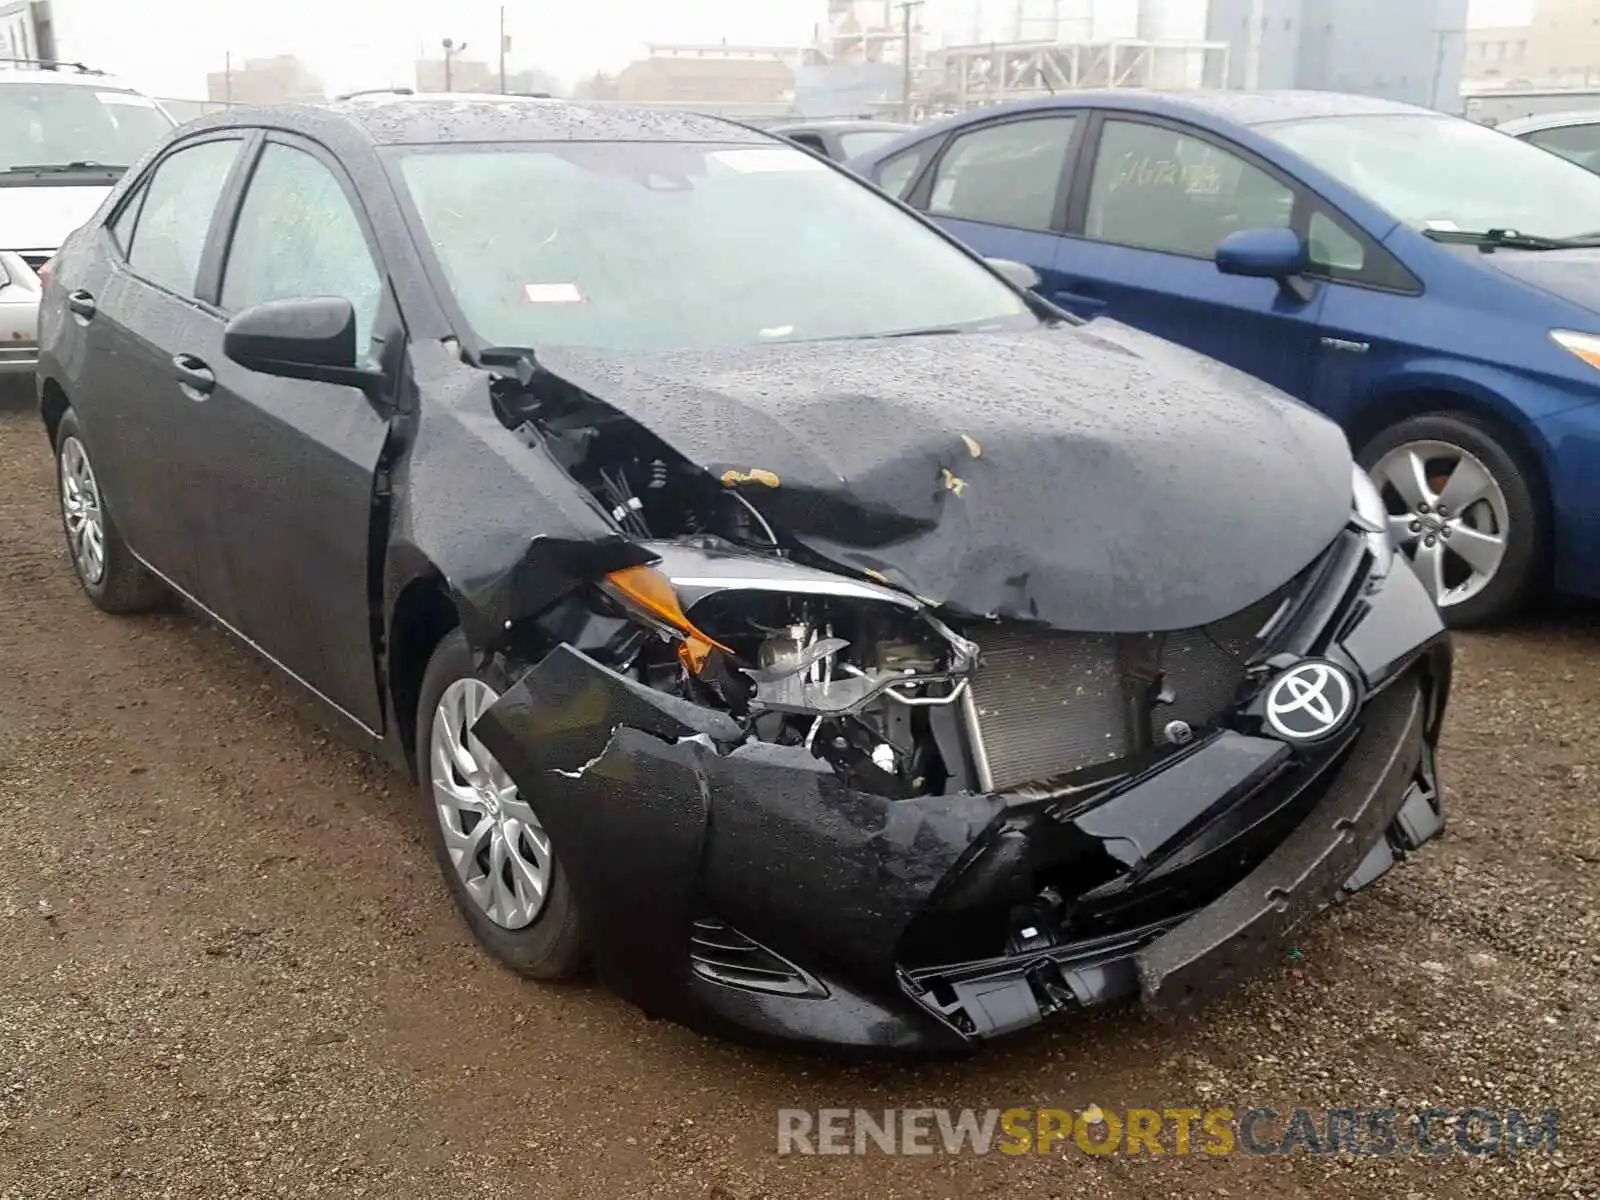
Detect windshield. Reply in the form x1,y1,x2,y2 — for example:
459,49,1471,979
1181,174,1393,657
392,140,1033,351
0,82,174,174
1261,112,1600,240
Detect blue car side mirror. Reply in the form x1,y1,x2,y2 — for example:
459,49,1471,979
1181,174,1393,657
1216,227,1310,279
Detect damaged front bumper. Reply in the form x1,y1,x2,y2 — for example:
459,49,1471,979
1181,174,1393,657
474,551,1452,1054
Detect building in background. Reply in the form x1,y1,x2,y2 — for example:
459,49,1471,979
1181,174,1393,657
1464,23,1534,85
1527,0,1600,80
606,43,799,105
205,55,324,106
1207,0,1467,109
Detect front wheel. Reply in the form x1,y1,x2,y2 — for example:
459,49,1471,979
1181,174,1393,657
1359,412,1546,627
414,629,587,979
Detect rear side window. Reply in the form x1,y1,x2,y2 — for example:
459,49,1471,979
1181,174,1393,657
925,116,1079,232
122,139,241,298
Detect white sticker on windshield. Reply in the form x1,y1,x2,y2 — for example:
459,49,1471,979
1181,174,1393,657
523,282,584,304
710,147,827,174
96,91,157,108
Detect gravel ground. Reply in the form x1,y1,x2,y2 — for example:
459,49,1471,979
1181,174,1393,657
1,392,1596,1199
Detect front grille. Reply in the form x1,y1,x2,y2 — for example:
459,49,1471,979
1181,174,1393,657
688,918,825,997
965,586,1297,791
19,253,50,273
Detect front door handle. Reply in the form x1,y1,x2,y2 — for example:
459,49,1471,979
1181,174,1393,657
66,289,96,320
173,353,215,399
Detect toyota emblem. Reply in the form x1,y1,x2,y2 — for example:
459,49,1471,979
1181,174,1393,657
1263,660,1357,743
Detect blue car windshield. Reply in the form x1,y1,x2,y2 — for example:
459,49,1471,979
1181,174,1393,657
1262,112,1600,241
390,140,1034,352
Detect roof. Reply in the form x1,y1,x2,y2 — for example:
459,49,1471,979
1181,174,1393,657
767,119,914,134
189,95,772,146
916,89,1435,132
1496,109,1600,135
0,65,142,91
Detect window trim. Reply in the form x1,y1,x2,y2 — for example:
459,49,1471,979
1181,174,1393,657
1067,110,1423,297
102,129,254,306
910,111,1088,235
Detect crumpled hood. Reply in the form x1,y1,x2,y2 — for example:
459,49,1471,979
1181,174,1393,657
537,322,1354,632
1457,244,1600,313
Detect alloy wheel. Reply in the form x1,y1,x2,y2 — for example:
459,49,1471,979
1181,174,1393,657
59,436,106,586
1372,439,1510,609
429,678,554,930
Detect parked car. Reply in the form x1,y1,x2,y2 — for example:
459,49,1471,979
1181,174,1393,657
766,118,914,162
37,95,1449,1053
1496,109,1600,173
849,90,1600,626
0,60,176,374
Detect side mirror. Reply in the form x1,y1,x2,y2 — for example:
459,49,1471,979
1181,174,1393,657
984,257,1041,292
223,297,384,395
1215,227,1310,280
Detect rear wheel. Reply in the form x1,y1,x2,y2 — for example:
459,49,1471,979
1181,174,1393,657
414,630,586,979
1359,412,1545,627
53,409,166,613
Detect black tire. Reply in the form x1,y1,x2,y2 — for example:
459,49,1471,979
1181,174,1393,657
52,408,166,614
414,629,587,979
1357,411,1546,628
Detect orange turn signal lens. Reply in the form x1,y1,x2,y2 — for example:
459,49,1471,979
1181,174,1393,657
1551,329,1600,371
603,565,732,673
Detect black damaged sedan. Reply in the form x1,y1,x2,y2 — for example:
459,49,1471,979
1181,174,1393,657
36,96,1451,1053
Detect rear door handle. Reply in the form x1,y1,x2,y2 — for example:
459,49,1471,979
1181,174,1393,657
173,353,215,398
66,289,96,320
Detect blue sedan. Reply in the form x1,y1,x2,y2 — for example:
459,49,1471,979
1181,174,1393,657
850,90,1600,626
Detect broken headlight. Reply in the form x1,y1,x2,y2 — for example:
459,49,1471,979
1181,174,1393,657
597,545,980,798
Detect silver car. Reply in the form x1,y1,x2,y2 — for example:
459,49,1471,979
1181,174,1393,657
0,62,174,373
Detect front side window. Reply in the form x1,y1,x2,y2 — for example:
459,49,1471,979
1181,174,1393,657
393,140,1034,352
123,138,241,298
926,117,1078,231
221,142,382,352
1084,119,1293,257
1262,112,1600,240
0,83,174,175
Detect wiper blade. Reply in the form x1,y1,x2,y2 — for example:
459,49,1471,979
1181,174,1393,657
1422,226,1600,250
1,160,125,174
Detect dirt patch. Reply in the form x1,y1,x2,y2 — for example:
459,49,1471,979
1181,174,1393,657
1,398,1595,1198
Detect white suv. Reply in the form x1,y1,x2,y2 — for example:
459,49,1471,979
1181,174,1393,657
0,62,175,373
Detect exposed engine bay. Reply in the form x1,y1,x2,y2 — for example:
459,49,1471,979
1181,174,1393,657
491,359,996,800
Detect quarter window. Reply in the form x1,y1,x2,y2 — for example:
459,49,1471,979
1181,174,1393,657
1308,210,1366,274
876,142,933,200
122,138,241,297
1085,119,1293,257
220,142,382,354
926,117,1078,231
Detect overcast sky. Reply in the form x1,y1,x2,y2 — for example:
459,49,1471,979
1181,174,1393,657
49,0,1534,99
